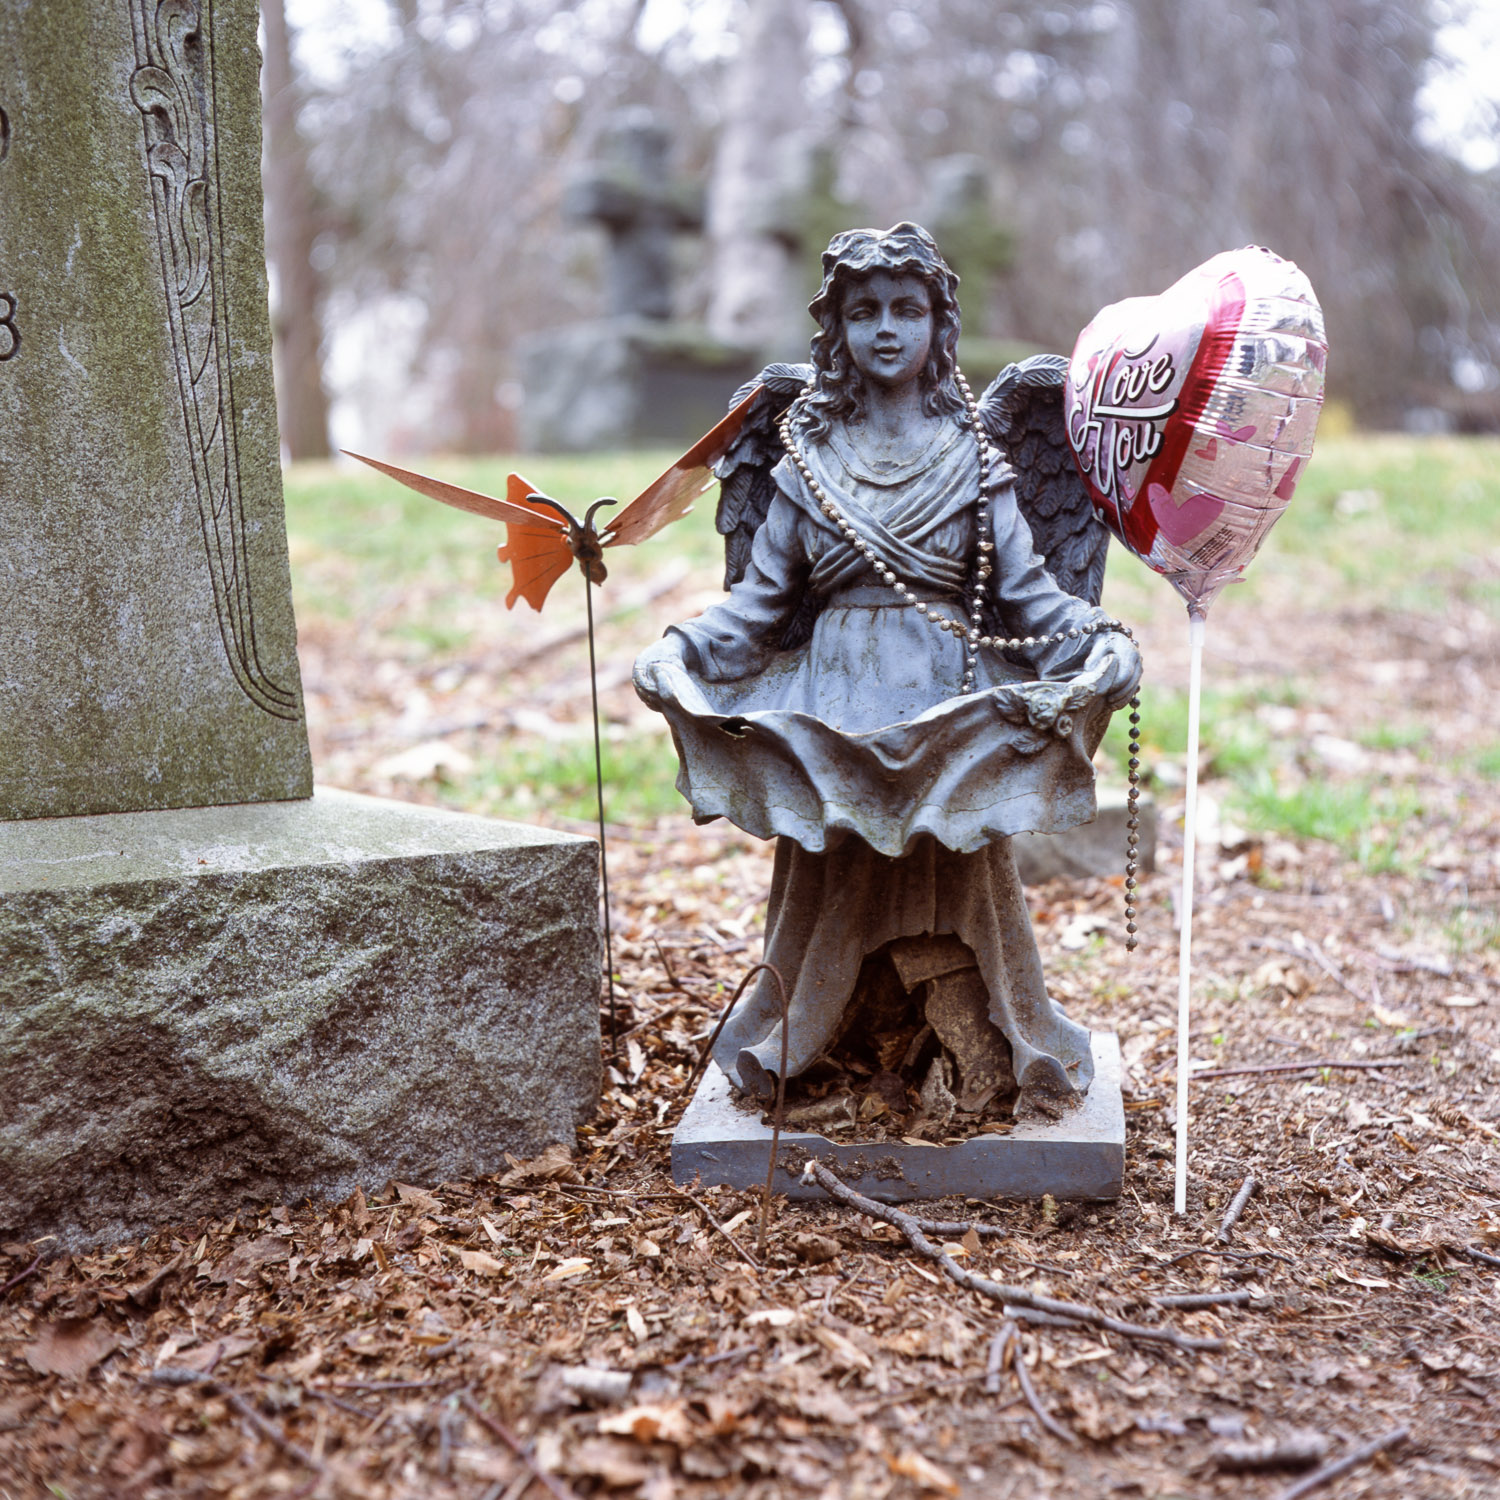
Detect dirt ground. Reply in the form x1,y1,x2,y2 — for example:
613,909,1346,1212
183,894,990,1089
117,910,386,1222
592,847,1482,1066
3,539,1498,1499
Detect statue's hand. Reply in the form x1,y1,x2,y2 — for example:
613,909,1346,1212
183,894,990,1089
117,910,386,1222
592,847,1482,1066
633,637,688,709
1077,632,1143,710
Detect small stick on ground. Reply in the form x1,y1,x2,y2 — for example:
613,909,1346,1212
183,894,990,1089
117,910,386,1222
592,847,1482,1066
1253,936,1379,1007
1003,1304,1092,1330
1271,1426,1410,1500
680,959,790,1259
1162,1246,1292,1266
674,1186,762,1271
1190,1059,1405,1082
332,1377,455,1393
1465,1246,1500,1269
458,1390,582,1500
1218,1176,1257,1243
0,1253,46,1299
153,1368,325,1475
1154,1289,1255,1310
999,1321,1076,1445
984,1330,1006,1395
802,1161,1222,1352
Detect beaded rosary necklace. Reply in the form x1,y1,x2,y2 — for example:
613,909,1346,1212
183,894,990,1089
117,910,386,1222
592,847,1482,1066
777,371,1144,949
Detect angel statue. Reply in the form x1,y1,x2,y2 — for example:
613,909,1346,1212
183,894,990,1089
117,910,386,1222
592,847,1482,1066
634,222,1141,1123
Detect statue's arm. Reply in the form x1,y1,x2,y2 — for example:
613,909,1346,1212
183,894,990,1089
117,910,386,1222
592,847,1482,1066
636,495,811,697
991,487,1141,707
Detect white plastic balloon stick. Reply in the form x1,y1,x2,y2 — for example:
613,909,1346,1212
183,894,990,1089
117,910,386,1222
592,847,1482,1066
1174,609,1206,1216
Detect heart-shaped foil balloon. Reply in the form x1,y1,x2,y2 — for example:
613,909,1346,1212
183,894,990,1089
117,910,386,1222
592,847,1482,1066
1064,246,1327,614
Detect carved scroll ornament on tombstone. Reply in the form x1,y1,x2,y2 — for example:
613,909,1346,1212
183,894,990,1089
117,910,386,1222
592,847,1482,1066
128,0,300,722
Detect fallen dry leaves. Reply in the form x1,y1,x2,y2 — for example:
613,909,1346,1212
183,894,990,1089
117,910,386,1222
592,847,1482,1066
3,546,1499,1498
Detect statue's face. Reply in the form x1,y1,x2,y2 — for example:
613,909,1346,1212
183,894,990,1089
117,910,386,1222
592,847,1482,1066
841,271,934,390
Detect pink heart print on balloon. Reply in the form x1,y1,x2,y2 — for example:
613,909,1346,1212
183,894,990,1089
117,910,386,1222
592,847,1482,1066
1064,246,1327,615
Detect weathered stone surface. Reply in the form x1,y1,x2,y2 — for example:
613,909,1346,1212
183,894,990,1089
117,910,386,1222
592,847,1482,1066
0,788,602,1250
674,1033,1124,1203
0,0,311,820
518,318,760,452
1012,785,1157,885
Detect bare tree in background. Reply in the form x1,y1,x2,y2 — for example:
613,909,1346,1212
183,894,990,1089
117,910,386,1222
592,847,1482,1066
704,0,812,349
283,0,1498,446
262,0,333,459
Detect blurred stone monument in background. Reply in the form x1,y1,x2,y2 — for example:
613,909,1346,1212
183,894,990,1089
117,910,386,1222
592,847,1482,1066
519,109,760,452
0,0,600,1250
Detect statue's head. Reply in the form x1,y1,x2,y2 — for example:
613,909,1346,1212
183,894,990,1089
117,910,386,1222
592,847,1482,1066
801,222,964,435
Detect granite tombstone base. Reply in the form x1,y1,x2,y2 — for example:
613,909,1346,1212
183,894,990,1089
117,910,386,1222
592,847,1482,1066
673,1032,1124,1203
1,788,602,1251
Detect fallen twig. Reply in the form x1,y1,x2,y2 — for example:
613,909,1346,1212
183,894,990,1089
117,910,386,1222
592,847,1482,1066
1153,1289,1255,1310
1464,1246,1500,1269
153,1368,324,1474
999,1321,1075,1444
661,1345,756,1374
1218,1175,1257,1242
1002,1303,1094,1330
458,1391,581,1500
620,996,694,1040
802,1161,1222,1352
984,1330,1006,1395
681,959,790,1259
332,1376,454,1392
674,1186,762,1271
1215,1430,1329,1472
1161,1246,1292,1266
1253,936,1378,1007
1271,1426,1409,1500
1191,1059,1405,1081
0,1253,46,1299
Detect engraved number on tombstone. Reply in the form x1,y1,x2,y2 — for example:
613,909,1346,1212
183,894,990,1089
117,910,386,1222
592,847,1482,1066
0,294,18,362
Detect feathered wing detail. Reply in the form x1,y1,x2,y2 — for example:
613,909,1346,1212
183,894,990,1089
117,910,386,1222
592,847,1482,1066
978,354,1110,606
714,364,814,587
713,363,818,647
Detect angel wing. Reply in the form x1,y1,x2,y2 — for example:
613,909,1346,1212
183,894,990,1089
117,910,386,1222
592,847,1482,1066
709,363,818,647
713,363,814,586
978,354,1111,606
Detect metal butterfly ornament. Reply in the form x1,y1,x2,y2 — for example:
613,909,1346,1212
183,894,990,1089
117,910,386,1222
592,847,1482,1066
346,385,763,609
344,385,763,1053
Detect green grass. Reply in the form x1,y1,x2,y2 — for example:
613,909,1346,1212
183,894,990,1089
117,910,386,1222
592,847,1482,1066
1357,721,1430,754
449,727,684,825
1252,434,1500,617
281,433,1500,830
1230,771,1423,870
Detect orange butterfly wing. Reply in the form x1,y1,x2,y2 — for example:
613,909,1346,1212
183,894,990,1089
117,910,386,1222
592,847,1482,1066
497,472,576,611
345,452,574,611
602,385,764,549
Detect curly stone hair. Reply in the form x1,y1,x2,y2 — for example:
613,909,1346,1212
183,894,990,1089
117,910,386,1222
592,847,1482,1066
797,222,965,440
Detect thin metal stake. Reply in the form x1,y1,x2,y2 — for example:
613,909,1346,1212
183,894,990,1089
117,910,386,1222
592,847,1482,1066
582,570,618,1059
1174,607,1206,1215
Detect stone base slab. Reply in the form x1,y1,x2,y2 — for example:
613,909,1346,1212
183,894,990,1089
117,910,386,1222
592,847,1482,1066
1013,786,1157,885
1,787,601,1249
673,1033,1123,1203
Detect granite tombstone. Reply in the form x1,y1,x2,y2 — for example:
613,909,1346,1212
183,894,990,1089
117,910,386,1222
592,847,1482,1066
0,0,601,1250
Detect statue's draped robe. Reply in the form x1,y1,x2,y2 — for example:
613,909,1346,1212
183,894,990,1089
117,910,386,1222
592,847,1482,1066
637,416,1115,1107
